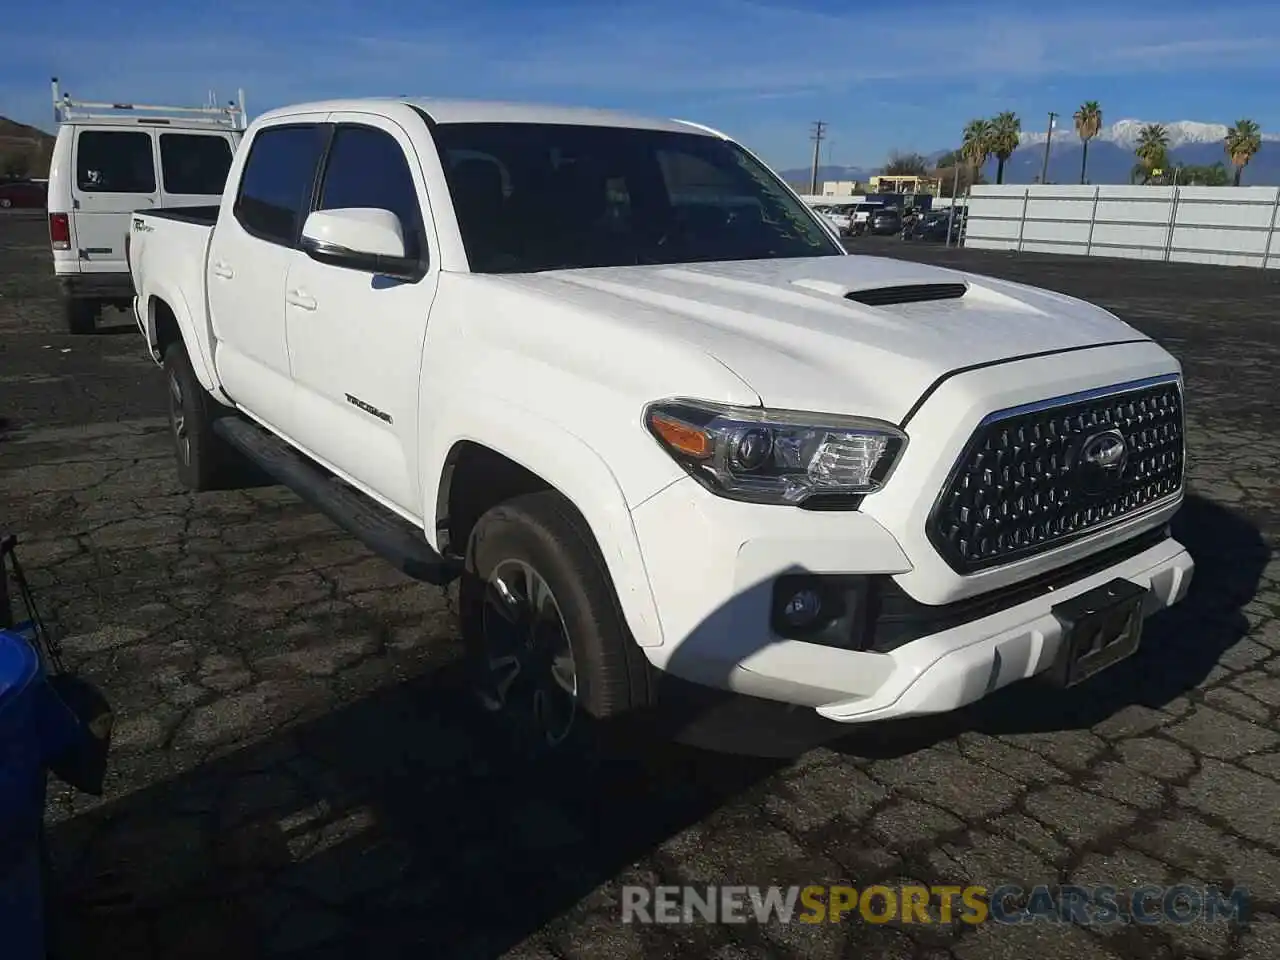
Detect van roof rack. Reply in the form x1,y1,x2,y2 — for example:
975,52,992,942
50,77,247,131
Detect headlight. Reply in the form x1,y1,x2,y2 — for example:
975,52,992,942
644,399,907,506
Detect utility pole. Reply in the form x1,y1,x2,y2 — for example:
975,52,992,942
945,152,961,248
1040,112,1057,185
809,121,827,196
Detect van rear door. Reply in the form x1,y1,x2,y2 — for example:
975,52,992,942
71,128,159,273
156,132,236,209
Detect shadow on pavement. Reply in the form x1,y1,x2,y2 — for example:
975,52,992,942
44,494,1267,957
46,662,783,959
93,322,142,337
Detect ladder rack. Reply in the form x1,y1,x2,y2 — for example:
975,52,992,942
51,77,247,130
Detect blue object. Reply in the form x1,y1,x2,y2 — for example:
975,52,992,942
0,628,78,960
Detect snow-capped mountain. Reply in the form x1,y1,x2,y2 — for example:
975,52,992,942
1019,119,1280,150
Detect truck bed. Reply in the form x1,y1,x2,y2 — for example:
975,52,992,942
129,209,217,365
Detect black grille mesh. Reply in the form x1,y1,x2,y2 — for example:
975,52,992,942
928,379,1184,573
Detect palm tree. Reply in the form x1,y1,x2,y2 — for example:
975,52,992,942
988,112,1021,185
1134,124,1170,184
1224,119,1263,186
961,119,993,184
1073,101,1102,184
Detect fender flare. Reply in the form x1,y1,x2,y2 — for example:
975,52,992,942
145,282,222,399
426,400,666,649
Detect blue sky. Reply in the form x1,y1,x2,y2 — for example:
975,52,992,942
4,0,1279,171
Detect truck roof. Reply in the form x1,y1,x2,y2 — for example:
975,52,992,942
255,97,726,137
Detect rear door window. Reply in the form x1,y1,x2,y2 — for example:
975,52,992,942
75,130,156,194
233,125,328,246
159,134,233,195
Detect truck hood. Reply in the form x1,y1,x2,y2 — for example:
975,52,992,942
500,255,1149,424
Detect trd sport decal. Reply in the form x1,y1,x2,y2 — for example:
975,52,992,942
345,394,393,424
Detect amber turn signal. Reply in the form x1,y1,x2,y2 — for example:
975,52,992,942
648,412,713,459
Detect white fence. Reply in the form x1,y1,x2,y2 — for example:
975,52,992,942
963,185,1280,269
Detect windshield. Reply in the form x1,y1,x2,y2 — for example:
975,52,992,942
432,123,843,273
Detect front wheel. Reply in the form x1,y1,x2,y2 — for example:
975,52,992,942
459,490,653,760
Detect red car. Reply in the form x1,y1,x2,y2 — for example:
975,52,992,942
0,180,47,209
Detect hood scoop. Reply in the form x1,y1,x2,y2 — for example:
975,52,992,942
844,282,968,307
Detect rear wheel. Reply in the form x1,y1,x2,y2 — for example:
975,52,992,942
460,490,653,760
63,298,98,335
162,340,239,491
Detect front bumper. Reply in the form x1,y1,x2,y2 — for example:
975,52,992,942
815,539,1191,722
630,477,1193,724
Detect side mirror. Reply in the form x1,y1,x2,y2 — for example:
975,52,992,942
299,208,423,281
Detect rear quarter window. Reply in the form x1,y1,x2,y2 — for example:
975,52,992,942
159,134,233,195
75,130,156,194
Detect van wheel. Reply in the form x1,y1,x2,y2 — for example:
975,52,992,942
63,298,98,335
459,490,653,760
162,341,237,491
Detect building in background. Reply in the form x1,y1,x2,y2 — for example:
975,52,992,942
869,174,940,195
821,180,862,197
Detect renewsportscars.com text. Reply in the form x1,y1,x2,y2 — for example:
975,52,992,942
620,884,1250,927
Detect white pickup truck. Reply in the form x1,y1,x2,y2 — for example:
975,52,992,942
128,97,1193,754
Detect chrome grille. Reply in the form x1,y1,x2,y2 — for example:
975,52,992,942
928,377,1185,574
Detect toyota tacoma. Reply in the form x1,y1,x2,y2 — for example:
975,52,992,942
127,98,1192,753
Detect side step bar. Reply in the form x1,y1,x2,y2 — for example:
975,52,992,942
213,417,460,585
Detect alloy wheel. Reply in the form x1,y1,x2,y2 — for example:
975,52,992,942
167,369,190,466
476,558,579,749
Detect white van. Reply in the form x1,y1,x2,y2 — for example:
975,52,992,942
46,77,246,333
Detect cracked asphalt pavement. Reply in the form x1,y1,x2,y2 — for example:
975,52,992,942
2,210,1278,959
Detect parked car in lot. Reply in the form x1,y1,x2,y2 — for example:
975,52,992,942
46,78,245,334
127,97,1192,754
868,206,903,235
822,207,853,236
905,210,963,243
846,202,884,236
0,179,47,209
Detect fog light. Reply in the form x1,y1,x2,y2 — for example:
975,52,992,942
780,588,823,628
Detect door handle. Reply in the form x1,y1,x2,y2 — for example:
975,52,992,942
286,288,317,311
211,261,233,280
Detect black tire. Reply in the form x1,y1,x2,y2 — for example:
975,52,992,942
63,298,97,335
162,340,238,491
459,490,653,759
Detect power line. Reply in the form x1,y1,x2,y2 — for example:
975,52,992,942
809,121,827,195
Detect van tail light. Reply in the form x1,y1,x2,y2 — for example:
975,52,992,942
49,213,71,251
